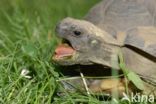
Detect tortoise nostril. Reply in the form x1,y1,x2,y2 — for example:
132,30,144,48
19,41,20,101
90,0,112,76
55,22,69,34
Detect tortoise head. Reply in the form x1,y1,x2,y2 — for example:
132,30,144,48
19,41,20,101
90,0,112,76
53,17,119,69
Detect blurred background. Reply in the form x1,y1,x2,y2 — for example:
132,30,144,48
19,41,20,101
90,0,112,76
0,0,102,103
0,0,99,38
0,0,100,58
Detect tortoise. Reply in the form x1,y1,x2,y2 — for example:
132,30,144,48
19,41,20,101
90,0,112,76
52,0,156,95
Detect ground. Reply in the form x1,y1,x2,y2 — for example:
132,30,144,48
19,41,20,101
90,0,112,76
0,0,151,104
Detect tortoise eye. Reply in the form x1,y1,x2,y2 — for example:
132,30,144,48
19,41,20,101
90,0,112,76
73,31,81,36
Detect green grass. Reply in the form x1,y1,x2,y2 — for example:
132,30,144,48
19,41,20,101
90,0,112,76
0,0,152,104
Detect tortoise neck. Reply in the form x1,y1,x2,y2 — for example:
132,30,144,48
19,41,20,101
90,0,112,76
91,43,120,69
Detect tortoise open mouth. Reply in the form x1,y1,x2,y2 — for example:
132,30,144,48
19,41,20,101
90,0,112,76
53,39,76,60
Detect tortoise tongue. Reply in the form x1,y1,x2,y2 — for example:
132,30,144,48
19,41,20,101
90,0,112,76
53,44,75,59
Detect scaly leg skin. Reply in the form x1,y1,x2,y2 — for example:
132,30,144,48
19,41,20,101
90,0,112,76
89,78,133,97
89,78,156,97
